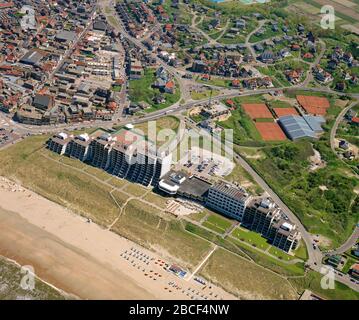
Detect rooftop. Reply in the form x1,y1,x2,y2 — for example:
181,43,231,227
211,181,248,201
56,30,77,42
278,115,324,140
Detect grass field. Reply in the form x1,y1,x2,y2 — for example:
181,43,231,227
249,98,359,249
200,248,298,300
268,247,297,262
185,214,306,277
289,271,359,300
191,89,220,100
220,104,263,145
202,214,233,234
268,100,293,109
188,209,210,223
83,166,113,181
227,237,306,276
107,177,128,189
111,200,212,270
143,192,169,209
107,16,120,27
129,69,181,113
122,183,148,198
231,227,270,251
197,77,231,88
294,240,309,261
0,137,123,227
224,162,264,195
132,116,180,147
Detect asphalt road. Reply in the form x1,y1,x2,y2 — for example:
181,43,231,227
330,101,357,152
330,226,359,256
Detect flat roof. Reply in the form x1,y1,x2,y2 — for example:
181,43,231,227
162,170,212,198
20,50,44,65
279,115,318,140
211,181,248,201
56,30,77,42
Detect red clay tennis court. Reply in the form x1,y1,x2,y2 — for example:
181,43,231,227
296,95,330,116
273,107,299,118
242,103,273,119
255,122,287,141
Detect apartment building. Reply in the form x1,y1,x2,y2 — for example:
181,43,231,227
129,58,144,80
107,130,172,187
271,220,300,253
48,129,172,188
205,182,251,221
66,133,92,161
47,132,72,155
242,198,301,253
242,198,280,238
89,133,116,169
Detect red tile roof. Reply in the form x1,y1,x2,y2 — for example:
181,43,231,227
165,81,175,89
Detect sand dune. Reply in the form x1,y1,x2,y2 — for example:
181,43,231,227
0,177,235,300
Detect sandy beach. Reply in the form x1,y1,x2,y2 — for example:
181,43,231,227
0,177,235,300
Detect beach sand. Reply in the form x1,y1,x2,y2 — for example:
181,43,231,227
0,177,235,300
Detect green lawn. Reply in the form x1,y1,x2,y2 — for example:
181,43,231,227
231,227,270,251
220,103,263,146
250,137,359,249
294,240,309,261
342,256,357,274
269,247,297,262
268,100,294,109
200,248,298,300
191,89,220,100
185,222,218,242
227,237,306,276
197,76,231,88
289,271,359,300
129,69,181,113
203,214,233,233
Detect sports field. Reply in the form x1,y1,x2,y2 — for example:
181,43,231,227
255,122,287,141
273,107,299,118
242,103,273,120
297,95,330,116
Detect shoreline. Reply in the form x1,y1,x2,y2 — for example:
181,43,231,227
0,254,77,300
0,177,235,300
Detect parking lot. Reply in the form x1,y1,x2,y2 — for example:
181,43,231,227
0,128,21,149
176,146,235,180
